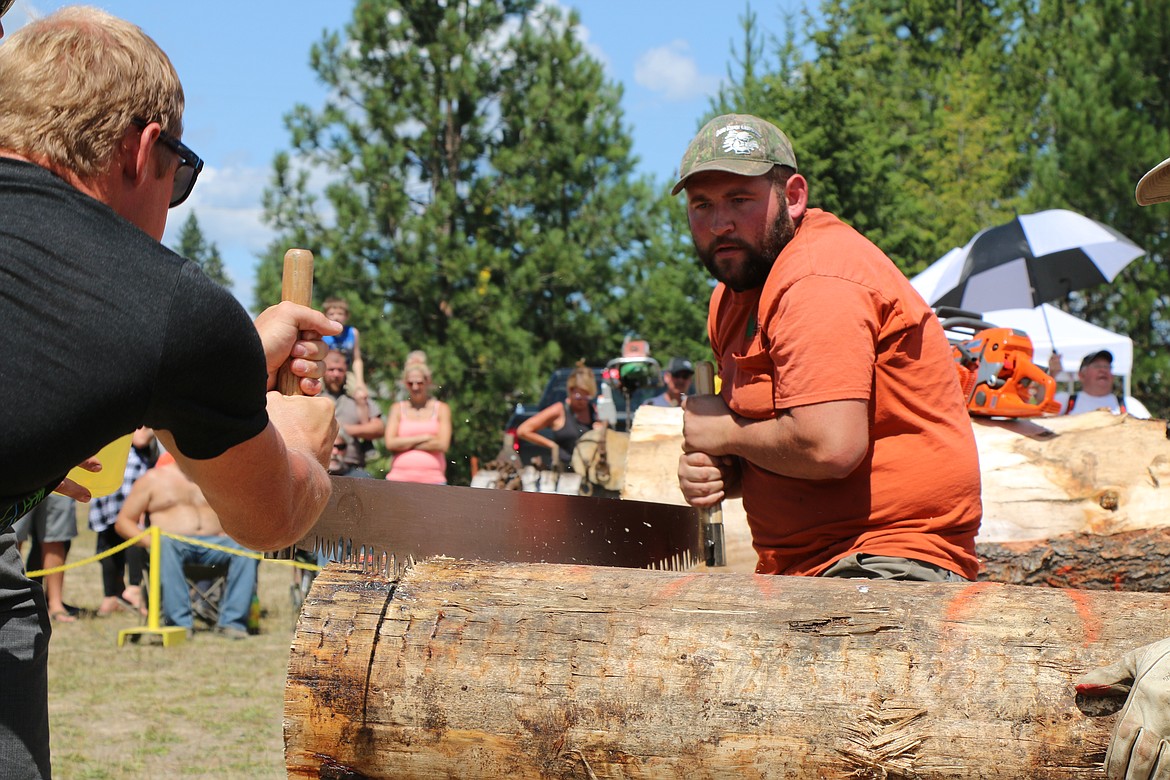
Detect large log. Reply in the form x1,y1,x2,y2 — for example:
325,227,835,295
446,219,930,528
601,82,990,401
624,406,1170,588
285,559,1164,779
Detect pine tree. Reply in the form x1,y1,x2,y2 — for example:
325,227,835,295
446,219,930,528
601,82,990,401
710,0,1170,414
173,212,232,289
257,0,691,481
710,1,1027,274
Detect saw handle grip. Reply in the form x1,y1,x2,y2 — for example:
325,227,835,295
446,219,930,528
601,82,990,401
693,361,726,567
276,248,315,397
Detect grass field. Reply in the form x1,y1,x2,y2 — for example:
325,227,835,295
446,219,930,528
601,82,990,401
42,521,306,779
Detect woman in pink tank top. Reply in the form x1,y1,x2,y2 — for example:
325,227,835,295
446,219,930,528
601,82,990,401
384,356,451,484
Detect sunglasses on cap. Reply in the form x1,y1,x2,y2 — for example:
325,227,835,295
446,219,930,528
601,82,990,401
131,118,204,208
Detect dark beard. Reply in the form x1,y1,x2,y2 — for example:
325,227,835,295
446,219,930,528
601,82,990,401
697,208,796,292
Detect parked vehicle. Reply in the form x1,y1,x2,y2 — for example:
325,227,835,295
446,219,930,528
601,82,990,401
502,359,663,468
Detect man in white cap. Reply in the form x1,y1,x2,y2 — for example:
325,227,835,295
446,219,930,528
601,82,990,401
673,113,981,583
1074,157,1170,780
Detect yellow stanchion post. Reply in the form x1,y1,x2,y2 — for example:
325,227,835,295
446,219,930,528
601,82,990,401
117,526,188,647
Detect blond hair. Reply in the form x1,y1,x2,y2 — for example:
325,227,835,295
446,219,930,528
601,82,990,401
566,361,596,397
401,353,433,384
0,6,184,179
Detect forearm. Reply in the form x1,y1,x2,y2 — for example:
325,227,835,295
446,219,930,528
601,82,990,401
688,398,869,481
730,414,866,480
413,437,448,452
113,513,143,542
518,430,557,454
220,448,330,551
160,425,331,552
722,415,833,479
385,433,431,452
343,417,385,441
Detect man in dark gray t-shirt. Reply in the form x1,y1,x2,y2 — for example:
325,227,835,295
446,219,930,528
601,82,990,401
0,10,341,776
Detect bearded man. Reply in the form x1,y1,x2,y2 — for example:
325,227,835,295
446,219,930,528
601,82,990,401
674,114,981,582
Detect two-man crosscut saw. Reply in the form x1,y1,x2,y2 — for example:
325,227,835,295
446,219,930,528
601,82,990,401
278,249,719,577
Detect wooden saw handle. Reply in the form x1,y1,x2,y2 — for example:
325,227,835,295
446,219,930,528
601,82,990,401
693,361,726,567
276,248,315,397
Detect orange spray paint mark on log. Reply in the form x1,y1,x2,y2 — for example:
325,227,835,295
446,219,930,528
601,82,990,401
1062,589,1101,646
750,573,784,601
943,581,997,625
652,573,702,601
939,582,997,654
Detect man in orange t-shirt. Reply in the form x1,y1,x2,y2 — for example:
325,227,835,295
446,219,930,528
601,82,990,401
673,113,981,581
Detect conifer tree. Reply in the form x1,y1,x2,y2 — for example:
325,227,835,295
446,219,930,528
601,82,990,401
174,212,232,289
257,0,692,479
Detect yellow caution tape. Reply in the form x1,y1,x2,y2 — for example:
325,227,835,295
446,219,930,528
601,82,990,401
26,529,320,578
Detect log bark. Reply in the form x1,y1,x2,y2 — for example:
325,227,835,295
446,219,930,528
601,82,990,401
285,559,1165,779
978,527,1170,590
624,406,1170,588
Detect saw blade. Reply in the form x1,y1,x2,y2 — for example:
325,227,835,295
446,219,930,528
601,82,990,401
296,477,704,577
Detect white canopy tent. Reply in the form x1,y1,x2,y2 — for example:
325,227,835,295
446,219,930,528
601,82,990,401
978,304,1134,399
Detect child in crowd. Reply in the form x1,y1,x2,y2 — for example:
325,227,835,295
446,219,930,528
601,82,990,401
322,296,366,397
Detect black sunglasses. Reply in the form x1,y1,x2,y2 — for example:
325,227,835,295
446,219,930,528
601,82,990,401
131,118,204,208
0,0,14,19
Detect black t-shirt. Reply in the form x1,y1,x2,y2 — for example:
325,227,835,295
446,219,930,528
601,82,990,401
0,158,268,604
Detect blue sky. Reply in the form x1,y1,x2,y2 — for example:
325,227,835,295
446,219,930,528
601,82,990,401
5,1,808,305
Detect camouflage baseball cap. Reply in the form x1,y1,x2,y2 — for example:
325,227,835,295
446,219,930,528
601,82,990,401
671,114,797,196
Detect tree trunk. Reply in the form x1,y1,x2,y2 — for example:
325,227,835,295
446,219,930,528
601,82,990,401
623,406,1170,588
285,559,1158,779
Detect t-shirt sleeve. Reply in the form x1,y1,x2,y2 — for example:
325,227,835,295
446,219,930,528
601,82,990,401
766,274,882,409
147,263,269,459
1126,396,1152,419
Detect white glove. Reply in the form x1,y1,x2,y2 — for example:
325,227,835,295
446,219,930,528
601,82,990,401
1077,637,1170,779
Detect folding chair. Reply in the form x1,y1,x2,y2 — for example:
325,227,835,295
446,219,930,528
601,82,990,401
183,562,228,626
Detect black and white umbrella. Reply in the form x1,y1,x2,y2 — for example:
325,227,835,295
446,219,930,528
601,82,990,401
910,209,1146,312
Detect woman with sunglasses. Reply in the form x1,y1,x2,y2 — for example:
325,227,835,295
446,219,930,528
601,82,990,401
384,355,452,484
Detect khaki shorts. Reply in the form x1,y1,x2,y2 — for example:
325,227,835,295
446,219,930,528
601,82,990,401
819,553,969,583
12,494,77,545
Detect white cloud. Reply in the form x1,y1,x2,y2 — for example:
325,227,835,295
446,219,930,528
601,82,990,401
542,1,611,74
162,164,274,306
634,40,719,102
165,164,273,253
163,160,344,307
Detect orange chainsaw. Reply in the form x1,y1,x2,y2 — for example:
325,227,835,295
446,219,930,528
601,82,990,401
937,308,1061,418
